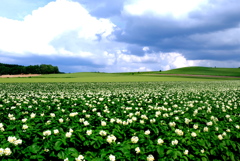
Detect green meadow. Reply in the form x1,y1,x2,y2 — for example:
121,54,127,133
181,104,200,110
0,67,239,83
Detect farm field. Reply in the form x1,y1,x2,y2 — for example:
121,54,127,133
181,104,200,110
0,81,239,160
0,70,239,83
137,67,240,77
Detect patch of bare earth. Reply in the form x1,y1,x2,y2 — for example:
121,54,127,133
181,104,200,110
146,74,240,78
0,74,41,78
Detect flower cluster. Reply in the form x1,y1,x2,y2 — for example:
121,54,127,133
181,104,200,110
0,123,4,132
106,135,117,144
175,129,184,136
75,154,85,161
157,138,164,145
8,136,22,146
0,148,12,156
131,136,139,143
43,130,51,136
147,154,155,161
171,139,178,145
66,128,74,138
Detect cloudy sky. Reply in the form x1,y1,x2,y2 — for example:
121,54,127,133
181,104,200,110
0,0,240,73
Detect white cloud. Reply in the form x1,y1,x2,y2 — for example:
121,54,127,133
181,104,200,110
123,0,208,18
0,0,115,56
98,51,198,72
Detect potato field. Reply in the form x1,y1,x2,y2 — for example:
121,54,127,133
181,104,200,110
0,81,239,161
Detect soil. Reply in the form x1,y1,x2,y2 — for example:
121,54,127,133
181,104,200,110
0,74,41,78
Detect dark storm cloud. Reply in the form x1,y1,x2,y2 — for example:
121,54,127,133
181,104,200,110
110,0,240,60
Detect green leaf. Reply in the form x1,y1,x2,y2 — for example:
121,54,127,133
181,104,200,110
54,140,63,151
182,156,189,161
201,157,207,161
157,146,164,157
66,147,79,157
29,144,41,154
167,150,173,155
57,151,66,159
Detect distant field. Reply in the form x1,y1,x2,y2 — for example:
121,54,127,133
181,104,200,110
0,67,239,83
149,66,240,77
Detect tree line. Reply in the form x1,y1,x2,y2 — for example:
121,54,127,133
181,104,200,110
0,63,61,75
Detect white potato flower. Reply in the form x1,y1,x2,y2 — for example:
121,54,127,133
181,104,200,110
66,132,72,138
207,121,213,126
0,148,4,156
83,121,89,126
135,147,140,153
79,118,85,122
69,128,74,133
131,136,139,143
203,127,208,132
169,122,176,127
171,139,178,145
109,154,115,161
22,124,28,130
54,129,59,135
8,136,17,143
59,118,64,123
30,113,36,118
50,113,55,117
191,132,197,137
86,130,92,136
184,150,189,155
75,155,84,161
110,118,115,123
107,135,116,144
140,120,145,124
4,148,11,156
43,130,51,136
99,130,107,136
147,154,155,161
175,129,184,136
157,138,164,145
101,121,107,126
13,139,22,146
150,118,156,123
222,132,227,136
185,118,191,124
218,134,223,140
193,124,198,129
46,120,51,125
144,130,150,135
22,118,27,123
225,115,230,118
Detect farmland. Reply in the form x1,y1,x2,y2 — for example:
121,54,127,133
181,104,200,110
0,81,239,160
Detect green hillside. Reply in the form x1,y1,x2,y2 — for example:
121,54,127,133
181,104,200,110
159,66,240,77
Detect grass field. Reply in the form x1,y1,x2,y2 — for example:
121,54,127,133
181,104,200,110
0,67,239,83
141,66,240,77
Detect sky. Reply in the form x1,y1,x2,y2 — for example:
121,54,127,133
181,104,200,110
0,0,240,73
